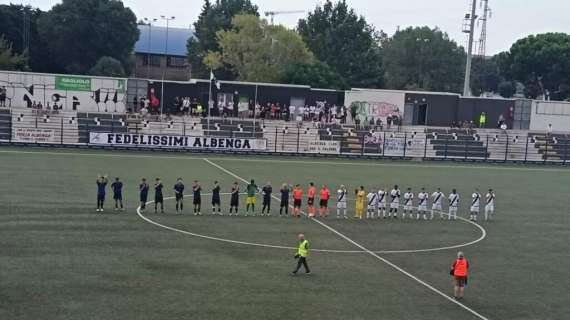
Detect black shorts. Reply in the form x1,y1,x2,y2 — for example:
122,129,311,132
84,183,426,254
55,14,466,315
320,199,328,207
454,276,467,287
280,199,289,207
294,199,302,208
307,197,315,206
97,194,105,201
155,196,164,203
175,194,183,201
263,197,271,205
193,197,201,205
140,195,148,203
212,197,221,206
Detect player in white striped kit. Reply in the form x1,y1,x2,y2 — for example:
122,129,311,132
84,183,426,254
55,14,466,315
417,188,429,220
389,185,401,219
470,189,482,221
377,187,387,218
431,188,445,220
337,185,348,219
402,188,414,219
366,190,378,219
485,189,495,221
448,189,460,220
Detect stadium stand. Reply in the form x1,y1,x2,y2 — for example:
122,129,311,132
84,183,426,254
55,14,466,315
77,113,128,143
0,109,11,141
11,109,79,144
532,133,570,161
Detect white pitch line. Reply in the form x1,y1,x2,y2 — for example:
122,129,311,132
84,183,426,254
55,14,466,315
203,158,490,320
136,195,486,254
0,149,568,173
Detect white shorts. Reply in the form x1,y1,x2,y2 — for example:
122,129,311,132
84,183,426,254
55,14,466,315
404,205,413,211
418,204,428,212
368,205,376,211
432,203,442,211
485,205,494,213
470,205,480,213
390,202,399,209
378,203,386,209
337,202,347,209
449,206,458,213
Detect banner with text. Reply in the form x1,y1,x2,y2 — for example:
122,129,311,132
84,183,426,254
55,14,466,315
306,140,341,154
13,128,56,143
89,132,267,151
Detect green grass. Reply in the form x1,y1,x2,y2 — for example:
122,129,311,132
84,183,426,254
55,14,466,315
0,147,569,320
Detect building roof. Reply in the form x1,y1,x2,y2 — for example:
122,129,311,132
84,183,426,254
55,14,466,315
134,25,194,57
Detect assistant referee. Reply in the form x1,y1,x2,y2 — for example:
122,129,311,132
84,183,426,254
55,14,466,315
291,234,311,275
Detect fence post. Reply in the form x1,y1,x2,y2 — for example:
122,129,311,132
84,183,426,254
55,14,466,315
382,131,386,157
464,137,468,160
564,138,568,166
274,127,278,153
544,138,549,164
60,117,64,145
183,122,186,136
361,133,365,156
296,127,300,153
524,134,530,163
111,120,114,133
504,135,509,163
444,137,449,160
423,133,428,159
35,115,38,129
403,132,408,158
485,135,489,162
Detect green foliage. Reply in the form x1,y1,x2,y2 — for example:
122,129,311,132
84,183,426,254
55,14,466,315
188,0,259,79
383,26,465,93
470,57,502,96
88,56,126,77
298,0,384,89
282,61,348,90
497,33,570,100
498,81,515,98
37,0,139,74
0,35,28,71
207,14,313,83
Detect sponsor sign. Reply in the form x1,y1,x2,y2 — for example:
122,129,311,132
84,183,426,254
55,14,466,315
307,140,341,154
55,75,92,91
89,132,267,151
14,128,55,143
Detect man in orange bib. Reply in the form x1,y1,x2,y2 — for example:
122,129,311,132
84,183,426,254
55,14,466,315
307,182,317,217
450,251,469,300
292,184,303,217
319,185,330,217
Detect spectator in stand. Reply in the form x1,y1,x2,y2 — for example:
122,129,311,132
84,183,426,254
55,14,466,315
288,105,295,121
547,123,553,137
248,100,255,118
331,105,337,122
386,115,392,130
309,105,315,120
497,114,505,128
37,102,43,110
0,86,6,107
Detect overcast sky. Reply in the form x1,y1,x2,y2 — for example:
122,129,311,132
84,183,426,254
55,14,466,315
5,0,570,54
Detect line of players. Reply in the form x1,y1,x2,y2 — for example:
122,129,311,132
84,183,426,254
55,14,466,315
359,186,496,222
95,176,496,221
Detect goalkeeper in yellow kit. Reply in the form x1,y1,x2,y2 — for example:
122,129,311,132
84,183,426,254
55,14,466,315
355,186,365,219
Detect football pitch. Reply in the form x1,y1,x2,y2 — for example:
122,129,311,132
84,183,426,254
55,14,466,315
1,147,569,320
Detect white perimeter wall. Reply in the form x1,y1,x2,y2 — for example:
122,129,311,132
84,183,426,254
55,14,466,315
529,100,570,132
0,71,128,113
344,89,405,123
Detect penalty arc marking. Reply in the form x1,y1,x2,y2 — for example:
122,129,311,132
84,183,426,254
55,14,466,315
201,158,490,320
136,195,486,254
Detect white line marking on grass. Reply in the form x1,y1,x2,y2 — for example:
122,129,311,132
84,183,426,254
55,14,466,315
0,149,568,173
136,195,486,254
203,158,491,320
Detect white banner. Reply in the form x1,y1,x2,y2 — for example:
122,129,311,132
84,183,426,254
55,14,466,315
13,128,56,143
89,132,267,151
306,140,341,154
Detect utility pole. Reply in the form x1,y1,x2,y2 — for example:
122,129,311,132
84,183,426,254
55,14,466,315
159,15,175,116
477,0,491,57
462,0,478,97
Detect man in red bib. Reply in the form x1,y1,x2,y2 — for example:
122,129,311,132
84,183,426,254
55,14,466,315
450,251,469,300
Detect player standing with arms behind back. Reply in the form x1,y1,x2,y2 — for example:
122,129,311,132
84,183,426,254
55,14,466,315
417,188,429,220
336,185,348,219
485,189,496,221
402,187,414,219
280,183,292,216
111,177,124,212
431,188,445,220
470,189,481,221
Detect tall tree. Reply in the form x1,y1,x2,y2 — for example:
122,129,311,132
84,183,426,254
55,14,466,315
383,26,465,93
188,0,259,79
205,14,313,83
282,62,348,90
497,33,570,100
37,0,139,74
297,0,384,89
0,36,27,71
0,4,56,72
470,57,502,96
88,56,126,77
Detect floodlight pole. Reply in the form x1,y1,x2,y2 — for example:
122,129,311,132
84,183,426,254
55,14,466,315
463,0,477,97
160,15,175,117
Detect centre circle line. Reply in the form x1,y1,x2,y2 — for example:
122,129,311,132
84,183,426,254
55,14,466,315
136,194,486,254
